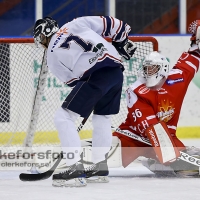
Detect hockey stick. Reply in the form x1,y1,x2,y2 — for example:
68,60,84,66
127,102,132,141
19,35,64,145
112,127,200,167
19,115,91,181
77,116,89,132
19,152,63,181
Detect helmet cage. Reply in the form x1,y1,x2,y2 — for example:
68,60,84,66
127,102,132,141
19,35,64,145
143,63,161,78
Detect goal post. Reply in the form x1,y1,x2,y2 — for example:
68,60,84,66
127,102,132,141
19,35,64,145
0,36,158,150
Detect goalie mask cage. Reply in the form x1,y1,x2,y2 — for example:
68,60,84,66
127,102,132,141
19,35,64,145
0,36,158,151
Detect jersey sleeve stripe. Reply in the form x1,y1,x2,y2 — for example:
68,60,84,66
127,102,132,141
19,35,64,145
115,21,126,41
104,16,112,36
191,53,200,60
185,61,197,73
123,24,131,38
191,54,200,71
112,20,122,41
111,33,117,40
101,16,106,37
122,31,126,38
110,16,115,29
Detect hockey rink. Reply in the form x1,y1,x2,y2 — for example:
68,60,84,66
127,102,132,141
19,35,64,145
1,139,200,200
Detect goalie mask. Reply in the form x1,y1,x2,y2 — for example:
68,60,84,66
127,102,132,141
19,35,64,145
141,51,170,89
33,16,59,48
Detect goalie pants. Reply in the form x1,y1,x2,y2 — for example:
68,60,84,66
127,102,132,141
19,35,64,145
113,132,186,167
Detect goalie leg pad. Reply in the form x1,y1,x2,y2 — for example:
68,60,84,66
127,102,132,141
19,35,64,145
145,121,180,164
170,156,200,178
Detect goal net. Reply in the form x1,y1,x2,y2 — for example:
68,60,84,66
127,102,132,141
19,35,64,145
0,37,158,151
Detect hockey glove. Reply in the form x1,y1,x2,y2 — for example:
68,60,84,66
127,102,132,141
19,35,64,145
112,38,137,60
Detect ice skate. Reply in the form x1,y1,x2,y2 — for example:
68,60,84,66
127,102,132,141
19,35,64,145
52,161,87,187
84,159,109,183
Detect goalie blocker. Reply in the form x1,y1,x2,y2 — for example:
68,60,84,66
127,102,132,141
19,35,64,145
145,121,180,164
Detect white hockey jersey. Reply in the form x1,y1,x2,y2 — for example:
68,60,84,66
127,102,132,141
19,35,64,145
47,16,131,86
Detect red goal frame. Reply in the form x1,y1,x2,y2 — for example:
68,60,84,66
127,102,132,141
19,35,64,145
0,36,158,51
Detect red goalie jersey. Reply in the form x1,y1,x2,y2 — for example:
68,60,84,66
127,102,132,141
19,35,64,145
113,50,200,167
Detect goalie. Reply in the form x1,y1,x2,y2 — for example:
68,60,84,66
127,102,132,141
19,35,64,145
113,20,200,177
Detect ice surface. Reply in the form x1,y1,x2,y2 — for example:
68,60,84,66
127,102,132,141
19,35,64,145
0,139,200,200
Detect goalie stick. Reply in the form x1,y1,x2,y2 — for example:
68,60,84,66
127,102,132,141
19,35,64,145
112,126,200,167
19,115,91,182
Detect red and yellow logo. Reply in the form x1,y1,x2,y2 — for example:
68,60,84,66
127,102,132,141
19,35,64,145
157,99,175,122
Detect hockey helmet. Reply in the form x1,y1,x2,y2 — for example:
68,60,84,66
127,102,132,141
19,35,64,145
141,51,170,88
33,16,59,47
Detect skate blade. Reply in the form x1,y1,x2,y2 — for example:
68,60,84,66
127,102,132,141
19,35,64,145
175,170,200,178
154,171,177,177
86,176,109,183
52,178,87,187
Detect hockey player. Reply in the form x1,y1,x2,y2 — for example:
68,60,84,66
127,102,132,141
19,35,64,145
113,20,200,177
33,16,136,187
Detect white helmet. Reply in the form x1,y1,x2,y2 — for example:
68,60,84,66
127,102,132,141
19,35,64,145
141,51,170,88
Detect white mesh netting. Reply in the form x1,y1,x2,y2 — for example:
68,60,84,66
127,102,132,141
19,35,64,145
0,37,158,148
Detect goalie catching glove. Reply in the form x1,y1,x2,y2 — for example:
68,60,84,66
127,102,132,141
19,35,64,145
188,20,200,51
112,38,137,60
